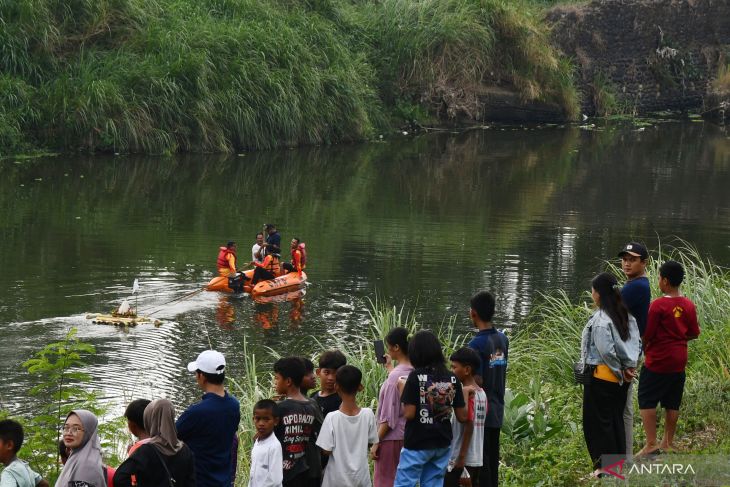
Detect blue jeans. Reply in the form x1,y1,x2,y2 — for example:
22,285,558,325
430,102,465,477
394,446,451,487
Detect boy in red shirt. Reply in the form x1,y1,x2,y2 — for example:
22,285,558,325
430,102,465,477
637,260,700,456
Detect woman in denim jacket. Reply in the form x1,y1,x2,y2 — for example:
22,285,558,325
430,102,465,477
580,272,641,478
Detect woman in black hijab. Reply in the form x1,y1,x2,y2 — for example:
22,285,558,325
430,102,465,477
114,399,196,487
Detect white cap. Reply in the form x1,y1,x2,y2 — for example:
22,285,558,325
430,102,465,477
187,350,226,375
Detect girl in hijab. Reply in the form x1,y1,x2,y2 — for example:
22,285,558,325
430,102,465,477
56,410,106,487
113,399,196,487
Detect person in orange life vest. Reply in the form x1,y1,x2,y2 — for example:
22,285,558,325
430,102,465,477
247,251,282,285
282,238,306,276
216,241,237,277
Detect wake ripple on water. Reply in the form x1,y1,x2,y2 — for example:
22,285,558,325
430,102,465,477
0,275,231,413
89,320,187,415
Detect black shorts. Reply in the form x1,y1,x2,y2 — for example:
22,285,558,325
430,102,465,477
638,366,686,410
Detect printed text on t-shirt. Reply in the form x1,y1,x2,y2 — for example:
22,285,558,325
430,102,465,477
418,375,457,424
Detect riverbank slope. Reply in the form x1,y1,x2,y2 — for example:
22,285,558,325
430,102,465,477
547,0,730,116
0,0,577,156
3,0,728,157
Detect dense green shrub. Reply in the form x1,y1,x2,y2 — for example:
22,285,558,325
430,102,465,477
1,0,579,155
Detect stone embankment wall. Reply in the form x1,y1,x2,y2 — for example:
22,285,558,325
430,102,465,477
547,0,730,115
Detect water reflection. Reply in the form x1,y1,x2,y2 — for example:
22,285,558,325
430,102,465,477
252,290,306,331
215,296,236,330
1,122,729,412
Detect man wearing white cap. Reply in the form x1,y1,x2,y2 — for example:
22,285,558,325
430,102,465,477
176,350,241,487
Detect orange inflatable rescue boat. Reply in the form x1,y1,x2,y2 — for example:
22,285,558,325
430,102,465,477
206,270,253,293
206,270,307,297
250,271,307,297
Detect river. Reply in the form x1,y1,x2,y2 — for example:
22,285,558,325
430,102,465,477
1,121,729,414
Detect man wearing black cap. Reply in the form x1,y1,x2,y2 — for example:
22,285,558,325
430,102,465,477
618,241,651,462
618,242,651,336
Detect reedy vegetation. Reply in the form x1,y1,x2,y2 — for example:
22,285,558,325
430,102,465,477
0,0,579,156
713,62,730,95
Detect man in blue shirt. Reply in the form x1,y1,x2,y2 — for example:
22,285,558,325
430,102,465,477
263,224,282,256
619,242,651,336
468,291,508,487
177,350,241,487
618,241,651,462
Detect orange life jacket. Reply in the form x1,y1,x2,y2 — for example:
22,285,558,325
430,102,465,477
292,243,307,269
217,246,236,270
263,254,281,276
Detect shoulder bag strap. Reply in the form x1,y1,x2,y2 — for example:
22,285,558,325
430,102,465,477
150,446,176,487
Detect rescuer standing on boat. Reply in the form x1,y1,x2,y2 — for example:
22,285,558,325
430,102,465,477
216,241,237,277
263,224,281,255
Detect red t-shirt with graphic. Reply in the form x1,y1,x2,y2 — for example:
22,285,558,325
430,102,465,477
644,296,700,373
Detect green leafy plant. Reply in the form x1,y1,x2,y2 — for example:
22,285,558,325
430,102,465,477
19,327,120,480
502,379,564,444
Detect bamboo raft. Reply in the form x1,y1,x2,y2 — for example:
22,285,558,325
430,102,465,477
85,313,161,327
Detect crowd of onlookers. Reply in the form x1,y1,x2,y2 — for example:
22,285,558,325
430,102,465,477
0,241,700,486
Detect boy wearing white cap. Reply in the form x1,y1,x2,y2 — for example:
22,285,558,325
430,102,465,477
177,349,241,487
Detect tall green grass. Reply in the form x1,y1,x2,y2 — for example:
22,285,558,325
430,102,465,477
227,337,271,483
1,0,579,156
1,0,383,155
351,0,580,121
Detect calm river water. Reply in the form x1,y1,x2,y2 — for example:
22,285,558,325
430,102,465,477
1,121,729,414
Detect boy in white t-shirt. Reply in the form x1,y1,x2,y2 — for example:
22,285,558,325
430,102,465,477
445,347,488,487
316,365,378,487
0,419,49,487
249,400,283,487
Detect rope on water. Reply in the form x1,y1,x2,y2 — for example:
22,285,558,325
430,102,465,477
137,286,206,316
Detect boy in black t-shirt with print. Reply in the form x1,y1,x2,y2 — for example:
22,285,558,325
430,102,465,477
273,357,320,487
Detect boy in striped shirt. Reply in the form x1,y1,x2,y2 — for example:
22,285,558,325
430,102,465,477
446,347,488,486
